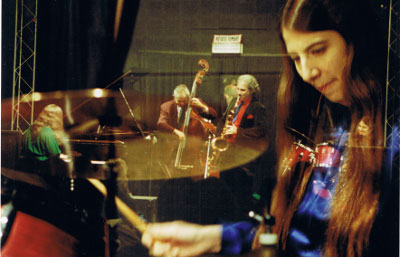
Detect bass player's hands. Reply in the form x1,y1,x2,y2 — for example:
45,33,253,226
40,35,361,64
173,129,185,141
191,98,209,114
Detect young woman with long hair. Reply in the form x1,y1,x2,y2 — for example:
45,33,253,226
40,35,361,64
141,0,398,256
271,0,392,256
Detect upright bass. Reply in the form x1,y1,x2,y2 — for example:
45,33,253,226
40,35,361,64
174,59,215,170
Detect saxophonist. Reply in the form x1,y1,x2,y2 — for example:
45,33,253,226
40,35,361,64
216,74,269,220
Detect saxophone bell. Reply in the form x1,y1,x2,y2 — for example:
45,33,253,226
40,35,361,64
211,136,229,152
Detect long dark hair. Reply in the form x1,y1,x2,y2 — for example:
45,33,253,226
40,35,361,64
271,0,386,256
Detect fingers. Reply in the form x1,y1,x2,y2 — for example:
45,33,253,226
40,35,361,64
190,98,203,107
191,98,200,104
143,225,173,256
224,125,237,135
173,129,185,140
142,229,180,257
177,133,185,141
144,239,193,257
142,222,187,256
190,98,209,114
151,241,172,257
141,230,154,249
142,222,221,257
177,132,185,141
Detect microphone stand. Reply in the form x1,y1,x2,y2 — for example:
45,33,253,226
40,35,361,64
119,87,145,138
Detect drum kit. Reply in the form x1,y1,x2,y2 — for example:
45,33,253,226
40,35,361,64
283,127,343,175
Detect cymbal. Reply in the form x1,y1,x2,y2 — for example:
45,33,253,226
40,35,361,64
66,132,267,180
285,127,314,144
1,88,267,181
1,130,267,182
115,131,268,180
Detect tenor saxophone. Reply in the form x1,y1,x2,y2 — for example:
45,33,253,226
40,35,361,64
210,98,239,152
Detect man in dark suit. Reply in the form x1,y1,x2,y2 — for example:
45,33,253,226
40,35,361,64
156,84,217,174
155,84,226,223
216,74,270,220
157,84,217,141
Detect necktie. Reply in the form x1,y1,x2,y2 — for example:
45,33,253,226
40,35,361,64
232,101,242,123
178,107,185,128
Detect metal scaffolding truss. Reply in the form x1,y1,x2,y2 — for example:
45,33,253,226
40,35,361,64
10,0,38,131
385,0,400,175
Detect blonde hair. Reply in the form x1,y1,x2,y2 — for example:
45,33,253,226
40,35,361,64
31,104,64,142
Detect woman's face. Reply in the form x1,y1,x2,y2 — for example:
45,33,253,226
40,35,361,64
282,28,353,106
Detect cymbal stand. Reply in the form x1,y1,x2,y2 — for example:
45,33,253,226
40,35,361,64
119,88,145,138
104,161,119,257
95,124,107,140
248,195,277,249
203,128,214,178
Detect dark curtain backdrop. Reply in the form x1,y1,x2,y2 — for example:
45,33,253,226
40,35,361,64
35,0,139,92
2,0,139,98
119,0,283,134
123,53,280,133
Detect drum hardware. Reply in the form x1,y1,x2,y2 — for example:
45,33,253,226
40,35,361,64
285,127,314,145
249,199,277,251
282,141,315,175
90,160,109,165
248,210,263,223
128,195,157,201
282,140,342,175
68,138,125,144
2,167,48,189
203,128,214,178
95,124,107,140
88,179,148,233
315,143,342,168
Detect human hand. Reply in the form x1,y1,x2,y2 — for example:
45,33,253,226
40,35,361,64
173,129,185,141
142,221,222,257
191,98,208,113
59,153,71,162
224,124,237,135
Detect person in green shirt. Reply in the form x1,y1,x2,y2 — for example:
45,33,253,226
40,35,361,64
19,104,67,176
22,104,64,162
